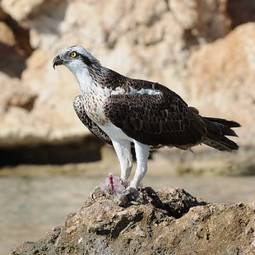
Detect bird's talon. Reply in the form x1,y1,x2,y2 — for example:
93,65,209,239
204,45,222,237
116,186,144,207
120,179,129,189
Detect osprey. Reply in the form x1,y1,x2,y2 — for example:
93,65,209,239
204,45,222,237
53,45,240,193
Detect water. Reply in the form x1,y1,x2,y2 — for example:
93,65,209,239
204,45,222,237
1,165,255,255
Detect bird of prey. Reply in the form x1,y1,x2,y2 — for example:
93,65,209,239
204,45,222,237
53,45,240,193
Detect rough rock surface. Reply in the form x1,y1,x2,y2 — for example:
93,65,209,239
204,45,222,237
13,188,255,255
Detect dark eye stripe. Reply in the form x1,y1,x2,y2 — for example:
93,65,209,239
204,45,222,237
80,55,93,66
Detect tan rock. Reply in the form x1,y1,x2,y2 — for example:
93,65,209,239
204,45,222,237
188,23,255,145
0,0,188,147
13,188,255,255
0,73,37,146
0,48,89,147
1,0,46,22
0,21,15,46
0,0,253,151
195,0,231,41
170,0,231,42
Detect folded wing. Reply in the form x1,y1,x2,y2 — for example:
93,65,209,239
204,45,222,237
104,80,207,147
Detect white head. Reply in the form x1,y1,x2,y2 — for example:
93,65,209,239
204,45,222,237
53,45,100,87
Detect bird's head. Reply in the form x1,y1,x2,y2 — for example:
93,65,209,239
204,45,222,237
53,45,100,82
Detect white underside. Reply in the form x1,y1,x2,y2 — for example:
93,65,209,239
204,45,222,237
99,122,150,189
99,122,132,141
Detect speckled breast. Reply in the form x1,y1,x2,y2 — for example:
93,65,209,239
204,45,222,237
81,88,110,126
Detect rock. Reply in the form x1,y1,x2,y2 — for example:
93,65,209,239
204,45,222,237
0,6,7,20
226,0,255,28
170,0,231,41
188,23,255,145
0,69,89,148
1,0,47,22
0,44,27,77
0,73,39,146
0,21,15,46
13,188,255,255
5,91,37,111
0,7,32,77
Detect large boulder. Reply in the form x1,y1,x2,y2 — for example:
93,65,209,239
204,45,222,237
13,187,255,255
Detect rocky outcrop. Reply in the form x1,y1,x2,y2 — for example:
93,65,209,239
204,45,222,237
13,187,255,255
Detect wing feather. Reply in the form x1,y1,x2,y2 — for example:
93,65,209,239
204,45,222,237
104,79,207,147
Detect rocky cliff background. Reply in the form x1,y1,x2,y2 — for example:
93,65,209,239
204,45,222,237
0,0,254,167
2,1,255,254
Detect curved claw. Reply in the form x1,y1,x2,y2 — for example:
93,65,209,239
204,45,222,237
117,186,143,207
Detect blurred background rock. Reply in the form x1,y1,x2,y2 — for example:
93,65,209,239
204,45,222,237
0,0,255,253
0,0,254,171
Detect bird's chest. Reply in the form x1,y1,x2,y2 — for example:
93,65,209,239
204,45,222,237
81,87,109,125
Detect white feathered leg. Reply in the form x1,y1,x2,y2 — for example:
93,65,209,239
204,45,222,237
129,141,150,189
112,140,133,180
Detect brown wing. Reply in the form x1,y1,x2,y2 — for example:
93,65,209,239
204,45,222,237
104,80,207,147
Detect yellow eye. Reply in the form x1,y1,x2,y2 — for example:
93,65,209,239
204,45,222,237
70,51,77,58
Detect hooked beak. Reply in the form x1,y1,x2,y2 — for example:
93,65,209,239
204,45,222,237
53,55,63,69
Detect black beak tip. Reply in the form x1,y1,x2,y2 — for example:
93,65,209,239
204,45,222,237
53,55,63,69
